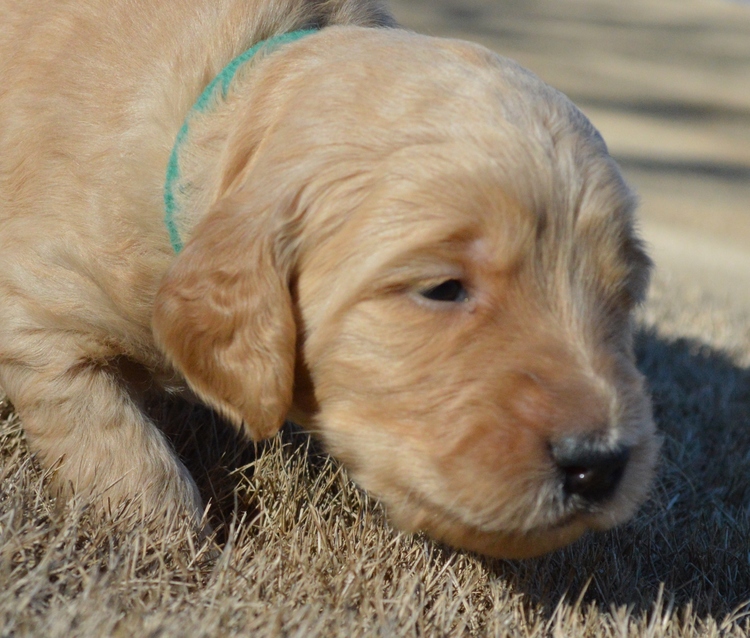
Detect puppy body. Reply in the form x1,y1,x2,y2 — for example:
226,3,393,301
0,0,658,556
0,0,392,519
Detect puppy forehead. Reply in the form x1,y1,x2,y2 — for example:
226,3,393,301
272,27,598,164
304,131,626,277
288,30,639,309
287,35,624,237
324,151,539,278
301,28,562,119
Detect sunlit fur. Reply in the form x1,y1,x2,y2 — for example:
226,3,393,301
0,0,658,557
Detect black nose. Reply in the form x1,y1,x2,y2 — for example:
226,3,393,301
550,436,630,503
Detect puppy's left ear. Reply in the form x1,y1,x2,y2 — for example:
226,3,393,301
153,197,295,441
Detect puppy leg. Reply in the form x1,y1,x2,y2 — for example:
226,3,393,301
0,332,202,523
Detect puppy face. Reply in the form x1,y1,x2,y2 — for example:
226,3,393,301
154,30,658,557
291,143,656,557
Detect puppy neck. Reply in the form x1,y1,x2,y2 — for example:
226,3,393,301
164,30,317,253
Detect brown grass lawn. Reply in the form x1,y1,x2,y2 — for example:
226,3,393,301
2,1,750,635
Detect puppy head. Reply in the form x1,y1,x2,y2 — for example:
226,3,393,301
153,29,658,558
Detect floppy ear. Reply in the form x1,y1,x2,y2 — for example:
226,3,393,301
152,197,295,441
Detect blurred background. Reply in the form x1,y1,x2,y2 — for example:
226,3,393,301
389,0,750,339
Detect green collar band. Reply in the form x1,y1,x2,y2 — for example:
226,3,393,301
164,29,317,253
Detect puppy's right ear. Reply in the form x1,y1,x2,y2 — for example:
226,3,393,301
153,198,296,441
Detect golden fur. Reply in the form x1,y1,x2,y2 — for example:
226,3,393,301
0,0,658,557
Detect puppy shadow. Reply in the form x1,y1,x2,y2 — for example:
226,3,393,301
483,328,750,621
153,399,327,546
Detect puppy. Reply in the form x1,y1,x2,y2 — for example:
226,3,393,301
0,0,658,558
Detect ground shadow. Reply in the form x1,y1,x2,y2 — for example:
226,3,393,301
481,328,750,620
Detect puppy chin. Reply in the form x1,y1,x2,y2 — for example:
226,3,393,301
387,496,590,559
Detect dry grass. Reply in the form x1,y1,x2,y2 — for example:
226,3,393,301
1,274,749,637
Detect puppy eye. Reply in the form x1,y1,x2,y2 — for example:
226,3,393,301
419,279,468,303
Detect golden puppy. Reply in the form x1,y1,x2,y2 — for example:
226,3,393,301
0,0,658,557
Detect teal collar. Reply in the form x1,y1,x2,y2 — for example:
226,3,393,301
164,29,317,253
